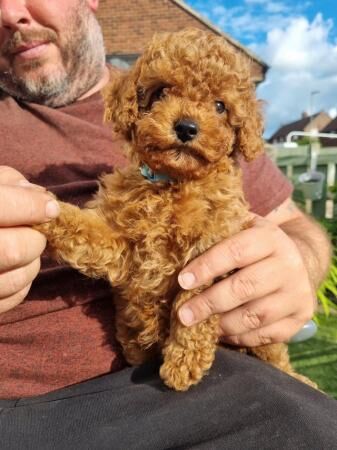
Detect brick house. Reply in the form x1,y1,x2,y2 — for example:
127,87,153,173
97,0,268,84
268,112,332,144
320,117,337,147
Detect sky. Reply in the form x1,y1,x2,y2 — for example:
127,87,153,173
184,0,337,138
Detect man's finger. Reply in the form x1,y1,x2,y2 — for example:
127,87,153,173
178,258,281,326
178,217,279,290
221,316,303,347
0,166,28,185
218,292,298,337
0,227,46,272
0,185,59,226
0,284,32,314
0,258,41,299
0,166,46,191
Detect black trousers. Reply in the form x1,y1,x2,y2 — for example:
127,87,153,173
1,350,336,450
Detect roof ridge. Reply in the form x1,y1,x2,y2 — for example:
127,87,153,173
268,111,330,141
170,0,268,69
321,115,337,132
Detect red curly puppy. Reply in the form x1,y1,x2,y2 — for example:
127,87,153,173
36,29,316,391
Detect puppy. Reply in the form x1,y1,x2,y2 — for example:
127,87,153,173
37,28,317,391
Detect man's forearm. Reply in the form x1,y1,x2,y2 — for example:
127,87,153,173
280,214,332,291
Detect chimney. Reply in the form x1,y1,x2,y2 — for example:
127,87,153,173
301,111,309,119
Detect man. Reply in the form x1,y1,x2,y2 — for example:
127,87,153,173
0,0,336,449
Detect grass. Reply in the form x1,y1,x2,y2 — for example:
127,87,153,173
288,213,337,398
289,313,337,399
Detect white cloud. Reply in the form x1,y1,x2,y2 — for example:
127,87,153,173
252,14,337,137
186,1,337,137
245,0,289,13
213,5,294,38
244,0,269,4
265,2,290,14
193,0,309,44
329,108,337,119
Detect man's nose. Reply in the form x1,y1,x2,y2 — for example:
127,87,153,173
0,0,32,30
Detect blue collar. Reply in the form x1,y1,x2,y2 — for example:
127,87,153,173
140,164,174,183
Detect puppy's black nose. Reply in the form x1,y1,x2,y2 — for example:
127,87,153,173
174,119,198,143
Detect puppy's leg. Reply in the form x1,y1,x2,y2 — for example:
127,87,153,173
114,294,163,366
160,288,219,391
250,344,318,389
35,201,129,284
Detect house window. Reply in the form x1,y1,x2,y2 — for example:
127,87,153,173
106,54,139,69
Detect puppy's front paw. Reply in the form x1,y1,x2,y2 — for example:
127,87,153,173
160,342,214,391
122,342,156,366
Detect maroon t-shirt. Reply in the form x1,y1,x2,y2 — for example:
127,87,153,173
0,89,292,399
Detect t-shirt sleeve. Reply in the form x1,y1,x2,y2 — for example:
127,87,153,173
238,153,293,216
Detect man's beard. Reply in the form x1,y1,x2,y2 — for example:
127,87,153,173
0,3,106,107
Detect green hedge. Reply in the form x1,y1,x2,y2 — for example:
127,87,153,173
318,216,337,314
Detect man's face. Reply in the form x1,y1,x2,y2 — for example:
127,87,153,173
0,0,105,106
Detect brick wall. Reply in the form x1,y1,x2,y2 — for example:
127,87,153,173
304,113,332,133
97,0,266,82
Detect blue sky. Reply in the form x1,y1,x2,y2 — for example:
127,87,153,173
185,0,337,137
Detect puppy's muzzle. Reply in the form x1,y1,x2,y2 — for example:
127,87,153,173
174,119,198,143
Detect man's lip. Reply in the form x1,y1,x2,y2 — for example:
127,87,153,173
11,41,48,55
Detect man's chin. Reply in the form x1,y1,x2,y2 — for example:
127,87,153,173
0,65,68,104
12,56,58,78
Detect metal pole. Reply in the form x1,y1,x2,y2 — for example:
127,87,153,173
286,131,337,144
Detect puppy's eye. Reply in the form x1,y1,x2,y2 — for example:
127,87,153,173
137,86,146,104
148,86,166,109
137,86,167,111
215,101,227,114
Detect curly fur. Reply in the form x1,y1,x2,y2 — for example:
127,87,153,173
36,29,317,391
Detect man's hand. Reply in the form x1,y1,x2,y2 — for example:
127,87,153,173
0,166,60,314
177,213,320,347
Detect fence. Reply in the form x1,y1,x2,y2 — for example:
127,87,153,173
268,145,337,220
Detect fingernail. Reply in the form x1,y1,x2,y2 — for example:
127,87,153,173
178,272,196,289
46,200,60,218
179,307,195,326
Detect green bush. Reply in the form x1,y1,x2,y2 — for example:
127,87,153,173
317,254,337,315
297,136,319,146
318,214,337,315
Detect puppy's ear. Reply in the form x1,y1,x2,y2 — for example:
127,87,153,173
103,71,138,141
234,99,265,161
